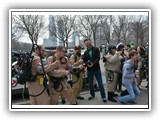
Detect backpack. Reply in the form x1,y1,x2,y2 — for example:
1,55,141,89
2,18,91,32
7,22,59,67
16,54,36,85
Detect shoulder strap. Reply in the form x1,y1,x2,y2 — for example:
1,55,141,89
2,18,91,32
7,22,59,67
74,54,77,63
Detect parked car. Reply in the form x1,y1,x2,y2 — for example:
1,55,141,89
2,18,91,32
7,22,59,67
12,63,26,95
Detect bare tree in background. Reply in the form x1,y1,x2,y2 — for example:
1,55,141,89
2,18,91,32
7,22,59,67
99,15,111,45
112,15,127,44
120,15,134,45
49,15,77,48
77,15,103,46
12,15,46,44
132,15,148,46
76,15,93,41
12,17,25,51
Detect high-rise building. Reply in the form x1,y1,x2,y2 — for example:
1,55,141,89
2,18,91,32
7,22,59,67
43,15,57,49
71,31,79,47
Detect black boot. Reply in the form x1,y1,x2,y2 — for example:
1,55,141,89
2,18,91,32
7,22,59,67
112,92,118,97
108,92,117,102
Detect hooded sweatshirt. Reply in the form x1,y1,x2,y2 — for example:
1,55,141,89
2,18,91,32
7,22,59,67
122,59,136,84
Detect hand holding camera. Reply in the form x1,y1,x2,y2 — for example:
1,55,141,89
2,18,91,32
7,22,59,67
87,60,93,68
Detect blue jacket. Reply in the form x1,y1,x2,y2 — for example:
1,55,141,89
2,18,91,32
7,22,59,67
122,59,136,84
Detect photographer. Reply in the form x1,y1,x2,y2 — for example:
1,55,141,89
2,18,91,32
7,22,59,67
82,39,107,103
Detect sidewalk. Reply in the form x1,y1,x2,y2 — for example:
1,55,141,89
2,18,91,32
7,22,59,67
56,79,148,105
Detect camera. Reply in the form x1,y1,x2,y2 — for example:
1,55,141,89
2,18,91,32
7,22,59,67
83,60,92,67
87,60,92,66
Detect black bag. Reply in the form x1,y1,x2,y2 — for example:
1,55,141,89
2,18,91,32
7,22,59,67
17,55,36,85
17,69,36,85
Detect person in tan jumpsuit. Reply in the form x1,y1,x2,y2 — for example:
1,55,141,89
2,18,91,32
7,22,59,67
70,45,85,100
104,45,122,102
27,45,59,105
47,46,78,105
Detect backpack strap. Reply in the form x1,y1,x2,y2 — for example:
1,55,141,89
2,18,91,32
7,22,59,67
74,54,77,63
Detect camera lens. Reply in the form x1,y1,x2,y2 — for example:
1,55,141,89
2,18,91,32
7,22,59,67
87,61,92,66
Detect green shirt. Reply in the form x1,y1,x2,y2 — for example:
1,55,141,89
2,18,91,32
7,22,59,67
88,48,92,58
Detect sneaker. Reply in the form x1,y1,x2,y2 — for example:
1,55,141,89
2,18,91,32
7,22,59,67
117,99,125,105
76,96,85,100
88,96,95,100
112,93,118,97
108,98,117,102
102,98,107,103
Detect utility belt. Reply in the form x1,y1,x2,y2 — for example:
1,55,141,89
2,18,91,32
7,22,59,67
48,75,68,92
105,69,120,74
48,75,67,83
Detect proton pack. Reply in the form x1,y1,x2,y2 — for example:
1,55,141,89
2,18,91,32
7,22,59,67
16,53,36,85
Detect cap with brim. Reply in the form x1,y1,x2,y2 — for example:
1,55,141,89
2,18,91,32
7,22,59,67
108,45,116,51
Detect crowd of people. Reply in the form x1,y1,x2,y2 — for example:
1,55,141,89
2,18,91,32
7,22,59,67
15,38,149,105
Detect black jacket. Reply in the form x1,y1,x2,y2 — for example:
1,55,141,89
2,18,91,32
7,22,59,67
83,47,100,71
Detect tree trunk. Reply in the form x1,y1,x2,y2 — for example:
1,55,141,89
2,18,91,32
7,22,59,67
93,33,96,47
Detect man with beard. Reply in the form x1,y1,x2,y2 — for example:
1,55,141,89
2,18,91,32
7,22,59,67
70,45,85,100
47,46,77,105
83,39,107,103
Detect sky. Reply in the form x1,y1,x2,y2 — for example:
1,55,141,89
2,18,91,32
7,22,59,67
13,11,148,45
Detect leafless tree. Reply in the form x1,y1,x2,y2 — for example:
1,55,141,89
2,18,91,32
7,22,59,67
99,15,111,45
77,15,103,46
120,15,135,45
12,15,46,44
49,15,77,48
112,15,127,44
132,15,148,46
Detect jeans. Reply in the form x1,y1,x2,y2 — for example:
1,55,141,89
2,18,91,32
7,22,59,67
118,82,140,102
88,69,106,98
